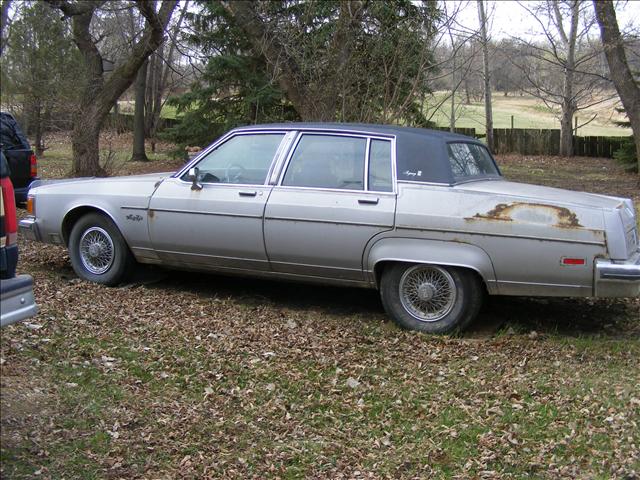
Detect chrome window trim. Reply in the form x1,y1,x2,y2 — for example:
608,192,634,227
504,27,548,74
364,138,371,191
234,126,396,139
173,177,276,189
276,131,397,194
272,185,397,196
368,137,394,193
269,131,298,185
174,130,289,186
397,180,450,187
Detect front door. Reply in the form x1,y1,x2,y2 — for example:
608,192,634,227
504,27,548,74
148,132,286,271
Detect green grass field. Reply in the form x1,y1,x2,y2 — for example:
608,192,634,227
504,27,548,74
426,92,632,137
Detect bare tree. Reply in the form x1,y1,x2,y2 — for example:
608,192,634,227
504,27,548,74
144,1,188,149
517,0,612,156
131,57,148,161
477,0,493,151
46,0,177,176
0,0,11,54
594,0,640,173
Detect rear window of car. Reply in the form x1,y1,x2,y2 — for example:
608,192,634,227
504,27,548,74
447,142,499,181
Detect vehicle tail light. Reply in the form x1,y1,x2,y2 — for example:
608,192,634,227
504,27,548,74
1,176,18,245
30,154,38,178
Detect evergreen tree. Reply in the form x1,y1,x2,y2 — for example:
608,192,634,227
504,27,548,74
165,0,440,147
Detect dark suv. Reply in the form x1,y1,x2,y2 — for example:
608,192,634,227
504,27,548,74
1,151,37,326
0,112,38,204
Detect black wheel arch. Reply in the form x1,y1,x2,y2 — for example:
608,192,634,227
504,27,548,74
62,206,123,247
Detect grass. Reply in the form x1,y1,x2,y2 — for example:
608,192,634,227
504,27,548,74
2,143,640,478
427,92,632,137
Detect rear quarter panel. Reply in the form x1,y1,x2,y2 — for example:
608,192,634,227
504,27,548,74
393,183,608,296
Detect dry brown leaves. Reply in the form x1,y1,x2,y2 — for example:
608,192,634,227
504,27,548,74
1,154,639,479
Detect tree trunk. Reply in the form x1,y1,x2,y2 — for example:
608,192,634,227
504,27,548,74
557,0,579,157
34,102,44,157
559,98,575,157
464,78,471,105
594,0,640,173
72,109,103,177
132,58,149,162
47,0,177,176
0,0,11,55
477,0,494,152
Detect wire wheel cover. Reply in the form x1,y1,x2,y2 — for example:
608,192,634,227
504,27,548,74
79,227,115,275
399,265,457,322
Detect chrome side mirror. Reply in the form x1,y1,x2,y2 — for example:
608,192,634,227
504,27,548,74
189,167,203,191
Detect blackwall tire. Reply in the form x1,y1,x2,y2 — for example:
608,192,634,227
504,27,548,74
380,263,483,334
68,213,133,286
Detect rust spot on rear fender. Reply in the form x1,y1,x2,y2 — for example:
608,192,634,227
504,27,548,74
467,202,582,228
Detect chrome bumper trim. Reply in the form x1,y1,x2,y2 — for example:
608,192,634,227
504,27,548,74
595,250,640,297
0,275,38,327
19,217,40,241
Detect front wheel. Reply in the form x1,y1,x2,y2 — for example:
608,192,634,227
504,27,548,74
68,213,133,286
380,263,483,334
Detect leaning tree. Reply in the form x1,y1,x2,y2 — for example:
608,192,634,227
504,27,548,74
46,0,177,176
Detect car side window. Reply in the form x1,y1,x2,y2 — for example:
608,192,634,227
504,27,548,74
282,135,366,190
183,133,285,185
368,139,393,192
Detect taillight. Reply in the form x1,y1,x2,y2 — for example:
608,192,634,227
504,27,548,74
30,154,38,178
0,177,17,245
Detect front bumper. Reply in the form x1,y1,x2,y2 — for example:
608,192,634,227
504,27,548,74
19,216,41,241
595,250,640,297
1,274,38,327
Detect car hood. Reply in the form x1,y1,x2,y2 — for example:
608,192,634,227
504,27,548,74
30,171,173,191
454,180,628,211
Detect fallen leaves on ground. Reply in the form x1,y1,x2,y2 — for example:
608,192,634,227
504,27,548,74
1,154,639,479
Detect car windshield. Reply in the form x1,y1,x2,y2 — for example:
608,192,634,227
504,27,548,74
447,142,499,181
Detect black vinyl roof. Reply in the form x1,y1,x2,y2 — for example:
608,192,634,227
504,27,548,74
232,123,497,185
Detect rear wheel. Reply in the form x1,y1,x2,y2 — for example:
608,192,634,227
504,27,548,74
68,213,133,286
380,263,483,334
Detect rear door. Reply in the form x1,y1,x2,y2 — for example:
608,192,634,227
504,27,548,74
264,133,396,281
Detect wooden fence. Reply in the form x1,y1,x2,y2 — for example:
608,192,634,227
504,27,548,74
434,126,477,137
104,115,629,159
492,128,630,158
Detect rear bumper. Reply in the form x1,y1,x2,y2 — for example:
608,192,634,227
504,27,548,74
0,274,38,327
19,216,41,241
595,250,640,297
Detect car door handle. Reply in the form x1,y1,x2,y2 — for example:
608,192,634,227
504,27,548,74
239,190,257,197
358,198,379,205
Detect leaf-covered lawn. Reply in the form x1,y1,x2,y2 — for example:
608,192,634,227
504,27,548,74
2,153,639,479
